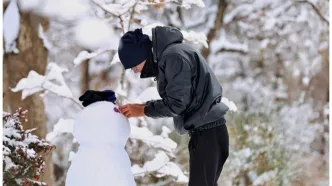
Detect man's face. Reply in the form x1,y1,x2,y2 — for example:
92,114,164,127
131,60,146,74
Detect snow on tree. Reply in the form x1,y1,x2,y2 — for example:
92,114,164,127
8,0,328,185
3,0,20,53
11,62,82,108
3,108,55,186
13,62,190,184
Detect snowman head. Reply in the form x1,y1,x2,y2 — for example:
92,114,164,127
73,101,130,147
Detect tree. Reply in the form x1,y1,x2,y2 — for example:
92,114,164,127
3,2,55,185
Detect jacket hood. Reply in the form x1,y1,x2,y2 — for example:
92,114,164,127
152,26,183,63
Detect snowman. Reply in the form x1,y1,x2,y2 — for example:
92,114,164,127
65,101,136,186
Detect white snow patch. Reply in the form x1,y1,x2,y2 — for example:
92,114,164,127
74,18,118,50
4,0,20,54
130,126,177,152
221,97,238,112
46,118,74,142
11,63,73,99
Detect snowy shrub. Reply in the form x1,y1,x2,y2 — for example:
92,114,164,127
221,112,295,186
3,108,55,186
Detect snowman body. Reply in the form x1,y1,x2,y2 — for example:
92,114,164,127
65,102,136,186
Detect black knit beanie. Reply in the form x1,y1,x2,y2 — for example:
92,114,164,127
118,28,152,69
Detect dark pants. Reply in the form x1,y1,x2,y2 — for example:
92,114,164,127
188,119,229,186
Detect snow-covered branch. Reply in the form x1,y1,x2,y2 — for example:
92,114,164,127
73,49,113,66
132,151,188,183
294,0,329,25
11,63,83,109
130,126,177,153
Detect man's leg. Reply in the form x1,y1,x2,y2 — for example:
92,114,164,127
188,123,229,186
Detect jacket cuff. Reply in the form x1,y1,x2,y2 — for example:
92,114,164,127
144,101,155,118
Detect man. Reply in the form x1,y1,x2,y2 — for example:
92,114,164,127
79,26,229,186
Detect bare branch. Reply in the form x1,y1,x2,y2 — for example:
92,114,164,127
217,48,248,55
128,2,138,31
201,0,228,59
294,0,329,25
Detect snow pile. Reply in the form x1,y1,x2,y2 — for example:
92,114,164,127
3,109,54,186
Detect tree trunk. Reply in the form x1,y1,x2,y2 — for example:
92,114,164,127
3,11,55,185
201,0,227,59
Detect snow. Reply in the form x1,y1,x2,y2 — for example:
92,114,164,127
142,151,169,172
66,102,136,186
130,126,177,153
99,1,136,16
223,4,253,24
17,0,40,12
132,151,169,175
302,77,310,86
46,118,74,142
116,85,128,97
68,151,76,162
142,23,165,40
180,0,205,9
110,53,121,66
211,29,248,54
161,126,172,138
11,71,45,100
142,23,208,48
157,162,189,183
6,0,328,184
221,97,238,112
4,156,16,171
38,24,53,51
73,49,111,66
26,149,36,158
11,63,73,99
138,87,161,103
40,0,90,22
3,0,20,54
252,169,277,186
132,151,188,183
74,18,118,50
181,30,208,48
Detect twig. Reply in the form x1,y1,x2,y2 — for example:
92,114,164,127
137,0,173,5
294,0,329,25
128,2,138,31
41,85,84,109
217,48,248,55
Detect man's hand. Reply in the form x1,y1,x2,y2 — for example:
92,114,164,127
119,104,145,118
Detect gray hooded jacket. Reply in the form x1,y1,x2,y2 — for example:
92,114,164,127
142,26,229,135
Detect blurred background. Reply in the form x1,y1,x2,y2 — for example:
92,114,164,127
3,0,329,185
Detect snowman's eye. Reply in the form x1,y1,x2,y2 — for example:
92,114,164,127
114,107,120,113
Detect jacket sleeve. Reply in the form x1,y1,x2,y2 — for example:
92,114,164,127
144,55,192,118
